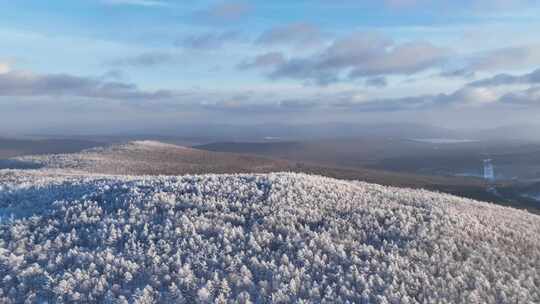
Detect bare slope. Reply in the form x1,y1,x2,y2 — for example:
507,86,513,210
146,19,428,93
0,171,538,303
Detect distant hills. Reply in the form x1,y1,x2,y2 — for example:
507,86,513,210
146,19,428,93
34,122,540,142
0,137,102,158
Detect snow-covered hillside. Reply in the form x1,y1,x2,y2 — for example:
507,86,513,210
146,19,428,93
0,169,539,303
14,141,292,175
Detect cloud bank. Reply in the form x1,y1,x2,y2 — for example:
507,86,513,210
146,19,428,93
468,68,540,87
243,32,450,85
0,70,171,100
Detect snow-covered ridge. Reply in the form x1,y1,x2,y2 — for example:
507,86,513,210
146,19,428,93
84,140,189,153
0,171,538,303
12,140,291,176
20,140,188,160
129,140,187,149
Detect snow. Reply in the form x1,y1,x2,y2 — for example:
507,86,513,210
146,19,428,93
126,140,188,150
1,166,539,303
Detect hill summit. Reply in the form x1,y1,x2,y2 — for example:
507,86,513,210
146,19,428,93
15,140,292,175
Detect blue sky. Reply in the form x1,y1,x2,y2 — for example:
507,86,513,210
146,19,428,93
1,0,540,133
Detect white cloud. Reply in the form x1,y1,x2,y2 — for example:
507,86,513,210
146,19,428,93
448,87,499,107
252,32,450,86
0,70,172,100
0,62,10,74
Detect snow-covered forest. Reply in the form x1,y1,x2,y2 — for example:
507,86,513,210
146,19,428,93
1,168,539,303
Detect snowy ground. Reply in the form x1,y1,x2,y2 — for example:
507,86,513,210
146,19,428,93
0,143,539,303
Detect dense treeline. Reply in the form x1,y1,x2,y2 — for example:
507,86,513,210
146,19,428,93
0,171,539,303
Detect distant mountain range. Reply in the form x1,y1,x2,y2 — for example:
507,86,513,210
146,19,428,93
0,137,102,158
28,122,540,143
